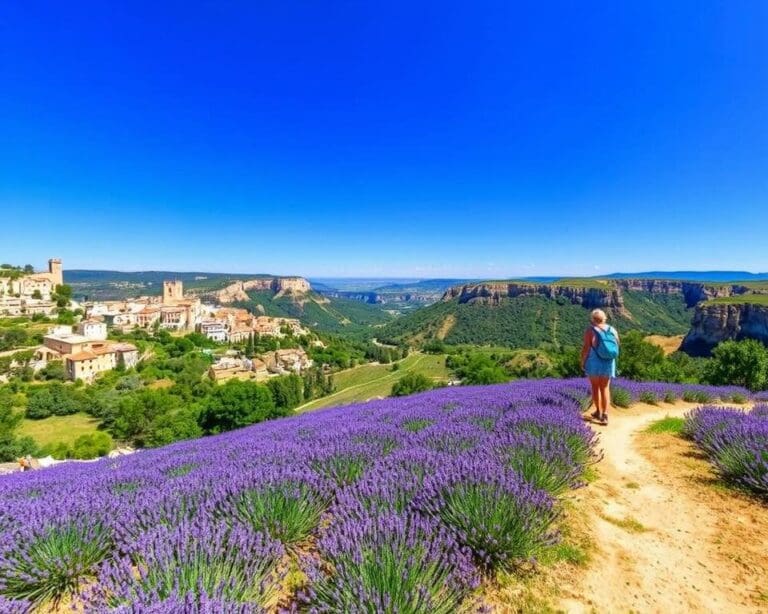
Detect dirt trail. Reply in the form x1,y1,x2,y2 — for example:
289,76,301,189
560,402,768,614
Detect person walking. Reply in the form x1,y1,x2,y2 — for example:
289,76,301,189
581,309,620,425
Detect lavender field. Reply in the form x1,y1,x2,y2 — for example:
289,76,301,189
0,379,754,613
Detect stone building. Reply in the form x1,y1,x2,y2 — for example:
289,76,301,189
0,258,62,316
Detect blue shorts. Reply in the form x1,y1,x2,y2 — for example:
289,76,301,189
585,348,616,378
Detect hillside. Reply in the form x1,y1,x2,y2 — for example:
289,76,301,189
379,278,768,349
233,290,393,333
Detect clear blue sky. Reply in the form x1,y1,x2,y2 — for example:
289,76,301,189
1,2,766,277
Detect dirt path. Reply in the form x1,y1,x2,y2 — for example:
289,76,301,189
560,402,768,614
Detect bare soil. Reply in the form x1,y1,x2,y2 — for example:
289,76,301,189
558,402,768,613
644,334,684,355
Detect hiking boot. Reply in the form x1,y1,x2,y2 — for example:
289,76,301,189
600,413,608,425
590,410,601,421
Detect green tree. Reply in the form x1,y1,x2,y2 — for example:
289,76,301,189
107,389,183,445
0,328,29,351
144,407,202,447
0,393,37,461
391,372,434,397
36,360,67,381
198,380,281,434
267,374,304,409
26,383,86,419
704,339,768,391
615,331,665,380
71,432,114,459
52,283,73,308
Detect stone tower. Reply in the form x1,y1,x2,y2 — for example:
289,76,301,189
163,280,184,304
48,258,63,286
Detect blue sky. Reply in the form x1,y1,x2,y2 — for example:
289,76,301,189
1,2,766,277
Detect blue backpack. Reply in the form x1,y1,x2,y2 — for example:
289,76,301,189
593,326,620,360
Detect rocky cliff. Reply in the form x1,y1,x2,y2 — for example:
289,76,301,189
441,279,764,311
442,282,625,311
211,277,311,303
681,302,768,356
614,280,757,308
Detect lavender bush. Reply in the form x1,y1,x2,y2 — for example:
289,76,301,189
301,512,479,613
683,405,768,496
0,379,751,610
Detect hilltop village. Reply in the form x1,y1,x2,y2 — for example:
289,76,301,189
1,259,313,384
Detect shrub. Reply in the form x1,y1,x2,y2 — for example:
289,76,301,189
0,519,112,607
302,512,479,614
391,373,434,397
639,391,659,405
90,520,282,609
682,390,698,403
663,391,678,404
419,458,558,571
218,478,331,547
611,386,631,408
71,432,113,459
500,432,584,495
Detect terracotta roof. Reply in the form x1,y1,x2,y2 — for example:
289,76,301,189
68,351,98,361
112,343,138,352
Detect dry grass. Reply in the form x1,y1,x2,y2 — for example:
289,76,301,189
644,334,683,355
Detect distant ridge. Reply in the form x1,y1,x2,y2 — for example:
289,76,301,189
602,271,768,282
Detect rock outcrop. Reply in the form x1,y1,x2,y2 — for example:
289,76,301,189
442,282,625,311
681,302,768,356
211,277,310,303
441,279,766,311
615,280,757,308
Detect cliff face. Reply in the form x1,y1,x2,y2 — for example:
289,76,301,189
442,279,764,311
615,280,756,307
442,282,625,310
681,303,768,356
212,277,311,303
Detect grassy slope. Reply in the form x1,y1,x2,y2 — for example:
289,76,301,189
297,353,450,411
19,412,101,449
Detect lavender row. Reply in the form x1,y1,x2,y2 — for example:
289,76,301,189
683,405,768,496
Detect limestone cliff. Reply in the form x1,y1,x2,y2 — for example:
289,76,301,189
211,277,311,303
442,279,764,311
614,280,757,308
442,282,625,311
681,302,768,356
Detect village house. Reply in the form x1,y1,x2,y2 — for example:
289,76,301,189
76,318,108,340
65,342,139,383
264,348,313,375
198,320,228,342
0,259,62,317
40,325,139,382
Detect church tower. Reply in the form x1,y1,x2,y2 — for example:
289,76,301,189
48,258,63,286
163,280,184,304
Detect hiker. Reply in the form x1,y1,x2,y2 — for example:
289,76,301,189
581,309,620,425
